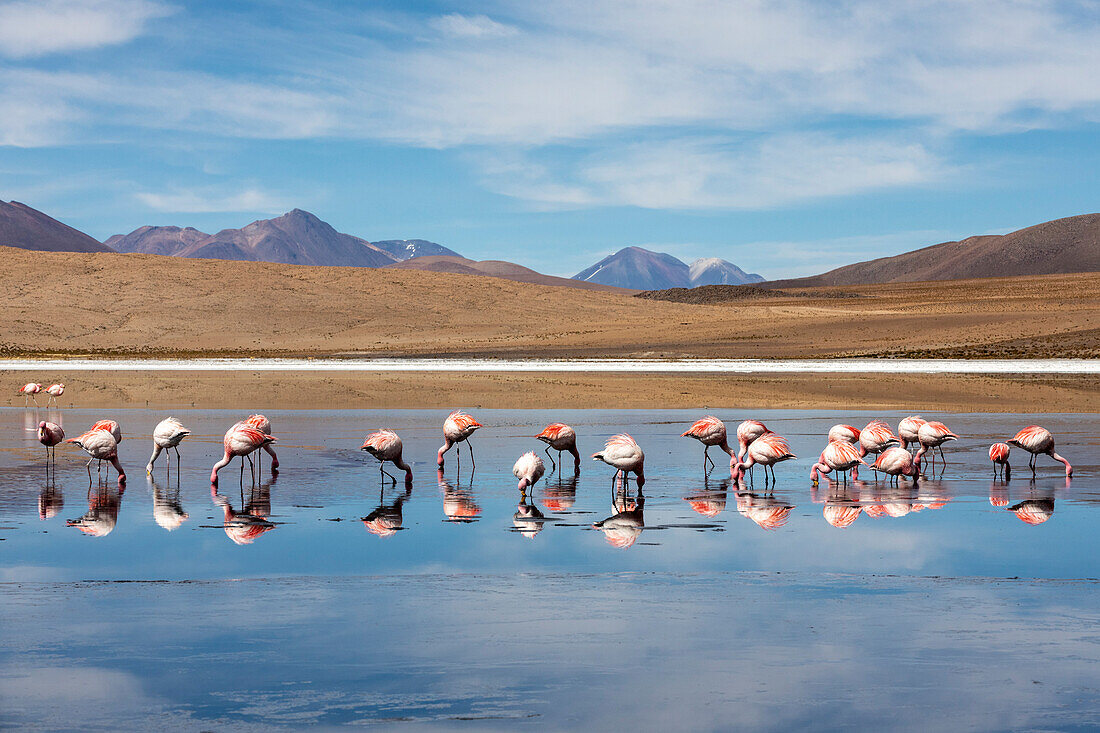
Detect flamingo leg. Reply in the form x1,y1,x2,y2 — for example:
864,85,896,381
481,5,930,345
467,439,476,470
544,445,557,472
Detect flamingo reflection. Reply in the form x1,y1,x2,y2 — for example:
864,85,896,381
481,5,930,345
211,477,276,545
67,483,125,537
734,484,794,530
684,478,729,518
513,494,546,538
1003,481,1061,525
150,478,189,531
439,469,480,522
38,480,63,521
812,480,862,529
362,484,412,538
593,482,644,548
541,473,578,512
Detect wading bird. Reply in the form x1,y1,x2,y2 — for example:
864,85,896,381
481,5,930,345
682,416,732,471
67,427,125,482
90,419,123,444
592,434,645,487
210,422,276,485
45,383,64,407
513,450,545,491
19,382,41,407
437,411,481,469
872,446,918,482
147,417,191,474
827,424,861,445
1008,425,1072,476
915,421,958,471
859,420,900,459
897,416,926,452
535,423,580,473
989,442,1011,480
811,440,867,483
735,419,769,461
731,433,795,484
37,421,64,464
361,429,412,484
245,414,279,472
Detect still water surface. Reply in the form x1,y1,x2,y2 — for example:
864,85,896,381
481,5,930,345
1,408,1098,730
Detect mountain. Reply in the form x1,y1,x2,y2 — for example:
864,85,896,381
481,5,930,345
573,246,761,290
0,200,113,253
386,255,629,292
688,257,765,286
370,239,460,261
104,225,210,256
764,213,1100,288
574,247,692,290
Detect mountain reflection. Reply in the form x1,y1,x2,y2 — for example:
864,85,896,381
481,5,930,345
439,469,480,522
362,485,412,537
593,484,644,548
211,476,276,545
67,482,125,537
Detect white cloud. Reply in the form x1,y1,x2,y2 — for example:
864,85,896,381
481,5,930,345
0,0,173,58
429,13,518,39
135,187,289,213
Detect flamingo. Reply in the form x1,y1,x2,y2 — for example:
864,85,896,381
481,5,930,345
19,382,42,407
915,421,958,472
827,424,861,445
45,383,64,407
361,429,412,484
245,414,279,472
437,411,481,469
67,427,125,482
859,420,900,459
989,442,1011,480
90,419,122,444
535,423,580,473
513,451,545,491
872,446,918,483
735,419,769,461
147,417,191,474
1008,425,1072,476
811,440,867,483
592,433,645,486
682,416,733,471
210,423,276,485
37,421,64,464
897,416,926,452
731,433,795,484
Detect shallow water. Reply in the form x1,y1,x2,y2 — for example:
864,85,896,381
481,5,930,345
2,408,1098,730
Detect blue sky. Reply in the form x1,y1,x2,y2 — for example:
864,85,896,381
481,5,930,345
1,0,1099,278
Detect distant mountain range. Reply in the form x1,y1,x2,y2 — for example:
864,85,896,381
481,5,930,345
0,200,113,253
574,246,764,290
386,255,626,291
764,213,1100,287
371,239,460,260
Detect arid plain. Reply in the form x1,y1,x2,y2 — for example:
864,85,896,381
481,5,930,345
3,246,1097,410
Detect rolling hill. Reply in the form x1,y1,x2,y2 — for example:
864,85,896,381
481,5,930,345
0,200,114,253
385,255,628,292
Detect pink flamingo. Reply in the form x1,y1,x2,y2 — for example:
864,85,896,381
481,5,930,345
735,419,769,461
437,411,481,469
45,383,64,407
19,382,42,408
682,416,732,471
811,440,867,483
731,433,795,484
897,416,926,452
1008,426,1072,477
873,446,918,483
147,417,191,474
915,421,958,472
90,419,122,444
827,424,860,445
245,414,279,471
67,427,125,483
361,429,412,484
38,420,64,461
210,423,276,485
592,434,645,487
989,442,1011,480
535,423,580,473
859,420,900,459
513,451,546,491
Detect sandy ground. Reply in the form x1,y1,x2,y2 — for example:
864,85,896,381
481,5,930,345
6,370,1097,412
2,247,1099,359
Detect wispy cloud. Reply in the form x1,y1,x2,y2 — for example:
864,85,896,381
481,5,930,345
0,0,173,58
134,187,289,214
429,13,518,39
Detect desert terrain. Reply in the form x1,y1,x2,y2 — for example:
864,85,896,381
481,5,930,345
2,246,1098,360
